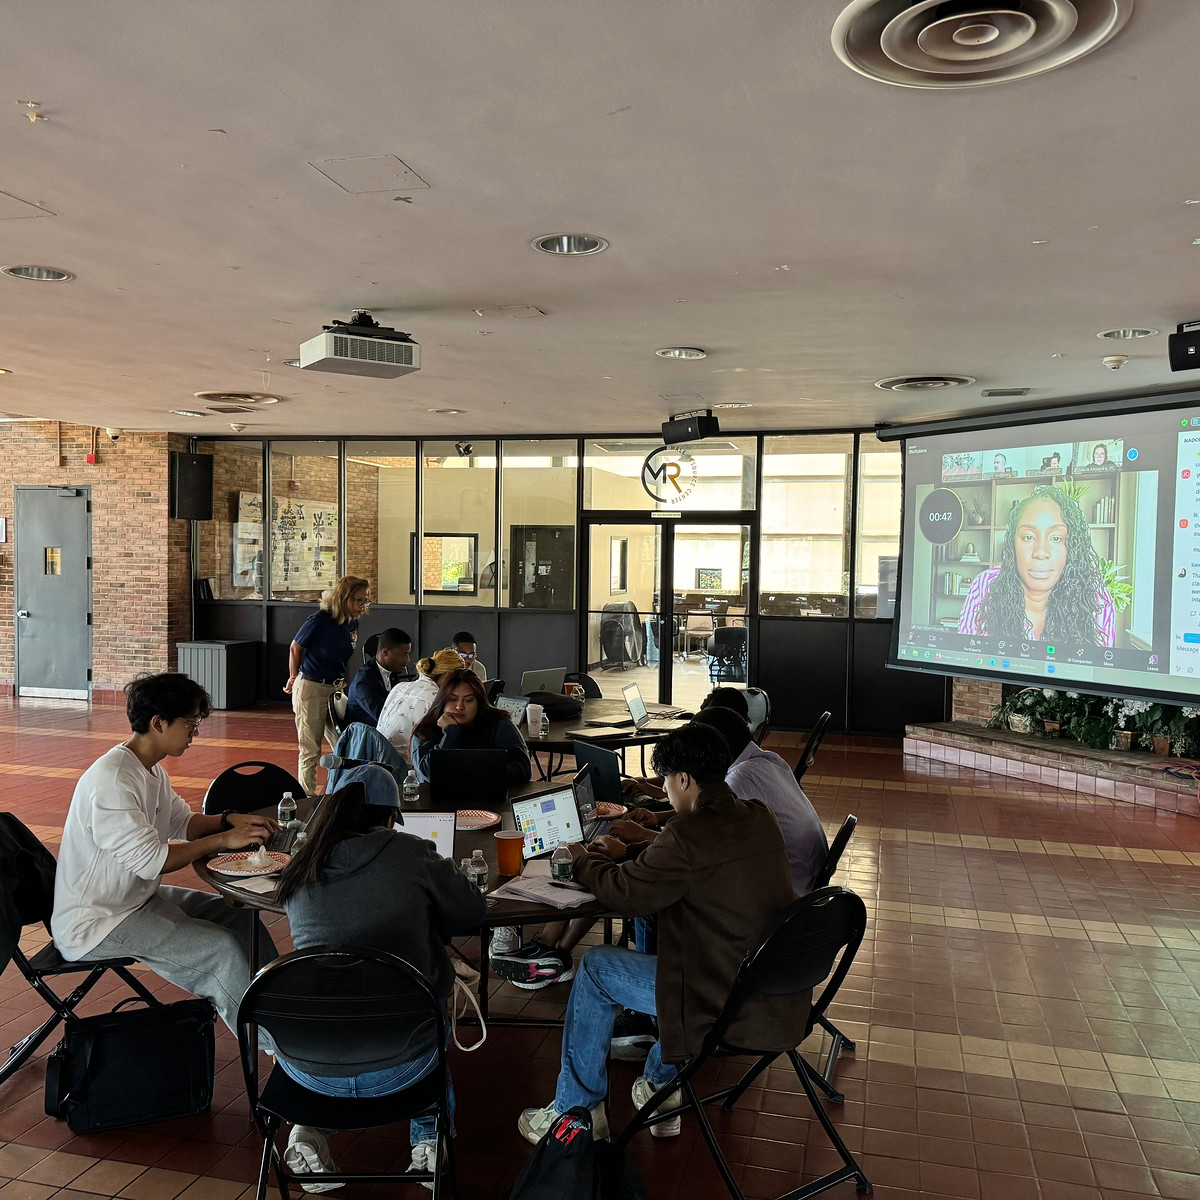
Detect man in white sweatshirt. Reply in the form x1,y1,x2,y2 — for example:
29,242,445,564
52,673,278,1033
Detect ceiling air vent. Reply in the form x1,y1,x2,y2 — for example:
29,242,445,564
981,387,1031,398
875,374,976,391
832,0,1133,89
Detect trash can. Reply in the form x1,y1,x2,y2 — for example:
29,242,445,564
176,640,259,710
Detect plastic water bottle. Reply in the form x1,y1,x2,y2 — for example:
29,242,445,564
461,857,479,889
540,713,550,739
550,842,573,882
278,791,297,826
470,849,489,894
403,770,420,804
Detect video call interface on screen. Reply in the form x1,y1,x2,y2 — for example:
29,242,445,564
894,404,1200,701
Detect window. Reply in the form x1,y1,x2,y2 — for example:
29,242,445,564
855,441,902,617
583,437,756,511
501,440,577,609
345,441,416,605
193,440,264,599
759,435,853,617
421,440,496,606
268,441,340,601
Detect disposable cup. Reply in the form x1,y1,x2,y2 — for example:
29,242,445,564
526,704,545,737
495,830,525,876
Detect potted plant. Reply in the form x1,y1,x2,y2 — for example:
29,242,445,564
1170,708,1200,759
987,688,1053,735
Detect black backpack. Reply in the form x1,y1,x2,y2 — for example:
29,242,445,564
524,690,584,720
508,1108,649,1200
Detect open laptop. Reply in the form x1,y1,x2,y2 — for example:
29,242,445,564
398,811,456,859
494,694,530,724
520,667,568,697
511,784,584,860
571,740,625,808
428,749,510,811
571,763,616,842
622,682,687,730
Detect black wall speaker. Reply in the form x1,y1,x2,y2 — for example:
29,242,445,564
1169,324,1200,372
661,413,721,444
169,451,214,521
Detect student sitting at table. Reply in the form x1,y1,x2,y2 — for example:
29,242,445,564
410,670,532,787
344,627,414,728
517,722,799,1144
451,630,488,682
376,648,465,766
51,673,278,1039
274,776,487,1190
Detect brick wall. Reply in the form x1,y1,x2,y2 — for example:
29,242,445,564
0,422,191,694
951,676,1003,724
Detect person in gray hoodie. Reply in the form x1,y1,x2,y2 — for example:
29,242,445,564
273,779,486,1191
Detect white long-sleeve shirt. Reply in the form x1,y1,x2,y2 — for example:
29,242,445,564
51,745,194,959
376,676,439,765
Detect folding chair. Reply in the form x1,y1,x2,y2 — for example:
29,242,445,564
0,814,159,1089
237,946,457,1200
327,691,350,739
325,723,408,793
616,887,871,1200
743,687,772,745
793,711,832,783
203,762,305,814
810,816,858,1086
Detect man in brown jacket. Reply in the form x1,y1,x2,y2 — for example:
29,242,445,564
518,723,804,1144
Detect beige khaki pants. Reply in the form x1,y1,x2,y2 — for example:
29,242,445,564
291,675,336,795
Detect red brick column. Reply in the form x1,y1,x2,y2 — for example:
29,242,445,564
951,677,1003,725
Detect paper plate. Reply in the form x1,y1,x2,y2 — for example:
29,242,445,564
456,810,502,831
595,802,628,820
209,850,290,877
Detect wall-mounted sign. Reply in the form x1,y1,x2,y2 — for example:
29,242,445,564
641,445,698,504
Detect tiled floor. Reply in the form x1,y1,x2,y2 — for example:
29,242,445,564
2,698,1200,1199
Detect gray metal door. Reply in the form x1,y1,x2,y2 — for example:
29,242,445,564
15,486,92,699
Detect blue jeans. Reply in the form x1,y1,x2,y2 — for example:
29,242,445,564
279,1044,454,1147
554,945,677,1112
634,915,658,956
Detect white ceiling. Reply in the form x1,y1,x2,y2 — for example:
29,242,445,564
1,1,1198,439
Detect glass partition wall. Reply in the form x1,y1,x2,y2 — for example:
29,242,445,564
192,432,924,725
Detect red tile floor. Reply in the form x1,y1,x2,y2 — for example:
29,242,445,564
1,697,1200,1200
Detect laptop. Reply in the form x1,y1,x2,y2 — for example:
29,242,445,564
264,794,324,854
511,784,584,860
494,694,530,724
571,763,614,842
398,811,456,859
520,667,568,697
621,683,687,731
572,740,625,808
428,749,510,811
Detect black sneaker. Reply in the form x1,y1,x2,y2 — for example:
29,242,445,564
492,941,573,990
610,1009,659,1060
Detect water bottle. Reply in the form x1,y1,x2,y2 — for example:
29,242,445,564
461,857,479,889
470,849,489,894
278,791,297,826
403,770,420,804
540,713,550,739
550,842,573,882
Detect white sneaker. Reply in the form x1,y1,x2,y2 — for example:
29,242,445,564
631,1075,683,1138
284,1126,343,1193
491,925,519,956
406,1141,438,1192
518,1101,610,1146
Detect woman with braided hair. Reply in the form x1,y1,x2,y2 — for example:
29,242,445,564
957,485,1116,646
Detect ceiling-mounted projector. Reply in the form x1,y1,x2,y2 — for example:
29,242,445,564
299,310,421,378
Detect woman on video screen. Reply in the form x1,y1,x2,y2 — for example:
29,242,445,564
957,484,1115,646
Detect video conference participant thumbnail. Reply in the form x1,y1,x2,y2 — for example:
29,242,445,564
957,484,1115,647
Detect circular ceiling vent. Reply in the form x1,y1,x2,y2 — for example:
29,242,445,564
832,0,1133,89
875,374,976,390
193,391,282,405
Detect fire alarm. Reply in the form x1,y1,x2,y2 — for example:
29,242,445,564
86,452,97,464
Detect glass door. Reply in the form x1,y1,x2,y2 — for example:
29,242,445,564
582,514,756,707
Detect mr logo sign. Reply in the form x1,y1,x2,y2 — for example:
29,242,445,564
641,445,698,504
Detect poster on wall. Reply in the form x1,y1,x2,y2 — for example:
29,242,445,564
237,491,339,593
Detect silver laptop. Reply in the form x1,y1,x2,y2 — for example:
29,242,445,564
398,811,456,859
494,694,530,724
621,682,686,731
511,784,584,860
520,667,568,696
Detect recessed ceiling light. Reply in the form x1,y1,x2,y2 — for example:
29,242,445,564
714,402,752,409
1186,199,1200,205
875,374,975,391
531,233,608,255
169,409,207,418
656,347,707,360
2,264,74,282
1031,240,1049,245
0,368,11,375
281,359,301,368
430,408,466,415
1097,327,1159,340
193,391,281,404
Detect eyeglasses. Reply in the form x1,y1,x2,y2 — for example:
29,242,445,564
352,595,371,608
179,717,204,734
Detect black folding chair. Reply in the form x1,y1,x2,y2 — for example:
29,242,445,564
237,946,457,1200
327,691,349,739
793,710,832,783
616,888,871,1200
203,761,305,814
0,814,159,1089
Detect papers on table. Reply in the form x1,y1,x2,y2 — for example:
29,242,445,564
490,875,596,909
225,876,278,895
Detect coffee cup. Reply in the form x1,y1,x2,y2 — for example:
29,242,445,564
495,830,525,876
526,703,545,737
